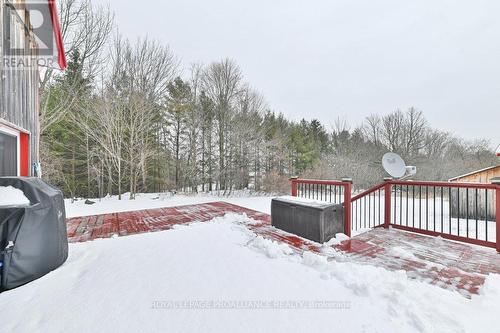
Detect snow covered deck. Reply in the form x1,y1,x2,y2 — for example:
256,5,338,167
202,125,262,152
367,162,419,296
66,202,500,297
66,202,271,242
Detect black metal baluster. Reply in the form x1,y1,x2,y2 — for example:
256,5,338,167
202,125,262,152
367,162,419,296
400,185,403,225
433,187,436,232
412,185,415,228
441,187,444,233
485,189,488,241
426,186,429,230
354,200,357,231
475,188,478,239
457,188,460,236
393,185,397,224
466,188,469,238
406,185,409,227
378,189,382,224
448,187,452,234
352,200,355,230
419,186,422,229
368,193,371,227
364,196,366,228
358,199,360,230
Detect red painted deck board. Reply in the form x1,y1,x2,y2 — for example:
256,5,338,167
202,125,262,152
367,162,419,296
66,201,500,297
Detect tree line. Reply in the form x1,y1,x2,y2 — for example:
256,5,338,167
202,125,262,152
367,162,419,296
40,0,497,198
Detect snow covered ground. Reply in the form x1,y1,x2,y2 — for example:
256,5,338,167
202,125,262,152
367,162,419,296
1,193,499,332
65,191,274,218
1,212,499,332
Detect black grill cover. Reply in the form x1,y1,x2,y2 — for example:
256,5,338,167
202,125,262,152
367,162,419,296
0,177,68,291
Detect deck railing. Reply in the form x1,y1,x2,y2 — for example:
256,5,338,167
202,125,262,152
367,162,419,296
290,178,352,237
350,182,387,233
290,177,500,251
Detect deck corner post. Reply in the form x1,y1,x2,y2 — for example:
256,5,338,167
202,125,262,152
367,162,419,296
384,178,392,229
341,177,353,237
492,178,500,253
290,176,299,197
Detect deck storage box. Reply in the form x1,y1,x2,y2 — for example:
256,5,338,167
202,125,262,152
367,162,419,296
271,196,344,243
0,177,68,291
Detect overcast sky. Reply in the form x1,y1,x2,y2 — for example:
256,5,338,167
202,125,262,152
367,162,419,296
96,0,500,146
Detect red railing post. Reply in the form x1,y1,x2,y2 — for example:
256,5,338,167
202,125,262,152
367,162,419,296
342,177,352,237
290,177,298,197
492,178,500,253
384,178,392,229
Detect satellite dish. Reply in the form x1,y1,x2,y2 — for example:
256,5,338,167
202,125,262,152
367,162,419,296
382,152,406,179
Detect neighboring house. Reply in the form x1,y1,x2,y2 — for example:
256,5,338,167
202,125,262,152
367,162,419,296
448,165,500,184
0,0,65,177
448,164,499,222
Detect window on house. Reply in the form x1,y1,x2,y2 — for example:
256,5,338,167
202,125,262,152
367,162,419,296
0,131,17,176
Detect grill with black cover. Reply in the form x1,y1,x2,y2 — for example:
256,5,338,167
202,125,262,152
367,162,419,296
0,177,68,291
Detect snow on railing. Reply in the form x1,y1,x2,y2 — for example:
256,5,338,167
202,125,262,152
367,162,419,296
291,177,500,251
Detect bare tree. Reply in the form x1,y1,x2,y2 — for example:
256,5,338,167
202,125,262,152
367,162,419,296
381,109,405,153
40,0,113,117
202,59,242,190
106,37,179,198
363,114,382,146
78,96,126,199
402,107,427,157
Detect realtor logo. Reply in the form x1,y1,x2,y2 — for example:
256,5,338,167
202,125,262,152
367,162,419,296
3,1,56,67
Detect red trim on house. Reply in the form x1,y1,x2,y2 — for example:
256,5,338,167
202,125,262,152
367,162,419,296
47,0,67,70
0,120,31,176
19,132,30,176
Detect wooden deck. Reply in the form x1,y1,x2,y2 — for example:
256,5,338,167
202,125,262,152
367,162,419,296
66,202,500,297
